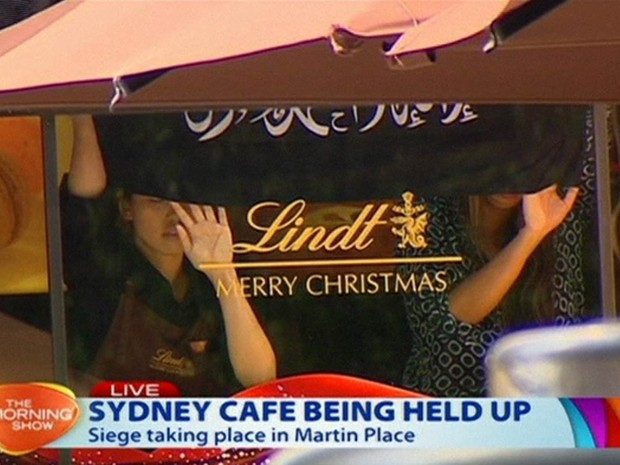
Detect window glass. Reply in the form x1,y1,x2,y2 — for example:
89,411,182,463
57,105,602,399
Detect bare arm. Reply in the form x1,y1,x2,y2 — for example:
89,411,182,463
449,228,543,324
67,114,107,197
449,185,579,324
171,202,277,387
205,267,278,387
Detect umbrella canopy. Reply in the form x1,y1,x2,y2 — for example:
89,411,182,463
0,0,618,112
0,0,359,91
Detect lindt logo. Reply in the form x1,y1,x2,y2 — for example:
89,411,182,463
232,199,392,254
229,193,428,256
198,194,454,299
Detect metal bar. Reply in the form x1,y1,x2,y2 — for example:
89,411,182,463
43,114,68,383
594,104,616,317
484,0,569,52
493,0,568,39
42,114,72,465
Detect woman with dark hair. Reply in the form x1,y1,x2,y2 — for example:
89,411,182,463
400,151,595,397
63,115,276,396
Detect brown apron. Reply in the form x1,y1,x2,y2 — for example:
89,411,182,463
90,281,230,396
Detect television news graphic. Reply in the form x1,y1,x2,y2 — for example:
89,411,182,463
3,375,620,465
0,383,80,455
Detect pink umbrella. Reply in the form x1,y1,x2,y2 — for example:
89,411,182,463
0,1,520,100
0,1,618,109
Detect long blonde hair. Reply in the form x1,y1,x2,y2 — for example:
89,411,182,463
468,195,555,328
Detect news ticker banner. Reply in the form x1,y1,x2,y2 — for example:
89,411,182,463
1,381,620,456
56,398,578,449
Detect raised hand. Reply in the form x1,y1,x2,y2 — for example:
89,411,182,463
170,202,233,273
521,184,579,239
171,202,276,386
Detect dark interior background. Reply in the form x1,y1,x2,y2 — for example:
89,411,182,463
0,103,602,388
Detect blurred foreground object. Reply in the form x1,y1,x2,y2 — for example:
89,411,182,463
0,153,28,248
487,322,620,396
271,449,620,465
0,116,47,293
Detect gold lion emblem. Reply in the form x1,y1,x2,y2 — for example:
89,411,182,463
390,191,428,249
